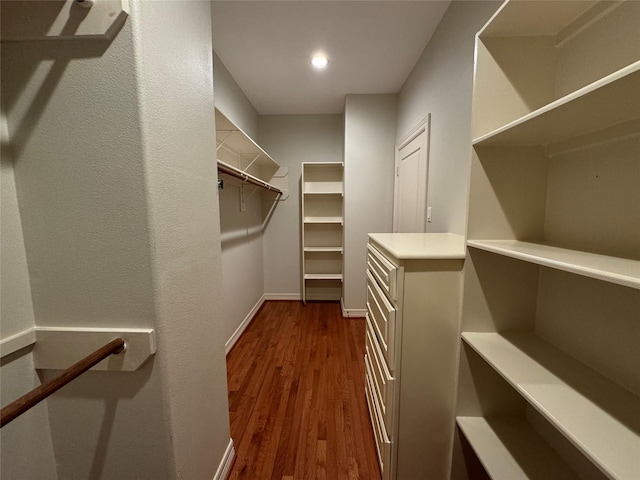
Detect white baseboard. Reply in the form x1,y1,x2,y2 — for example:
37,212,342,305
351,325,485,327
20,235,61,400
340,298,366,318
212,438,235,480
264,293,301,301
225,295,266,355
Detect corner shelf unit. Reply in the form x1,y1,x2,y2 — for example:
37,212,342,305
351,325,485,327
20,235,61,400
301,162,344,303
454,1,640,480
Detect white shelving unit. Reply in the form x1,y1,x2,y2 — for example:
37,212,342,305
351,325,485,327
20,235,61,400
301,162,344,303
454,2,640,479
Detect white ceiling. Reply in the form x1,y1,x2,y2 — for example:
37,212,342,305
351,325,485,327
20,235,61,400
210,1,452,115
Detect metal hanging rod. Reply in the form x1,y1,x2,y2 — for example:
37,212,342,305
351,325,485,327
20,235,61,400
0,338,126,428
217,161,283,194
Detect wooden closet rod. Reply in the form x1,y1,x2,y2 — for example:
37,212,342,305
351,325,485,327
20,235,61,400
0,338,126,428
217,162,283,194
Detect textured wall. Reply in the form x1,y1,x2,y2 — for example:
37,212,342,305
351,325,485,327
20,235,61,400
213,52,259,140
1,110,58,480
343,94,397,312
1,2,231,478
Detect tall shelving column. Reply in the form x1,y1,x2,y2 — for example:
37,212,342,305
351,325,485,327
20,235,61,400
453,1,640,480
301,162,344,303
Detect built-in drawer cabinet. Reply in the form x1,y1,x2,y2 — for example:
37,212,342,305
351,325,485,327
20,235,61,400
365,363,392,480
365,322,394,432
364,233,465,480
366,270,396,372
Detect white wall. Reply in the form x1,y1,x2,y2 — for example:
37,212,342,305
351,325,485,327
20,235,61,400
1,2,231,478
219,178,266,346
343,95,397,313
259,115,344,297
212,51,267,348
1,111,58,479
213,52,259,140
397,1,501,236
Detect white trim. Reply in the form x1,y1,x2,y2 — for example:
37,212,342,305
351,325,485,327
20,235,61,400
212,438,235,480
397,114,429,150
264,293,301,301
1,327,155,371
0,327,36,358
340,299,366,318
33,327,155,371
225,295,266,355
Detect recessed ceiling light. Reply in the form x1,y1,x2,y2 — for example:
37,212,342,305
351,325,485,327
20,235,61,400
311,54,328,70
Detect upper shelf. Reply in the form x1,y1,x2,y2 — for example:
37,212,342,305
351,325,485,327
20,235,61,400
467,240,640,289
215,109,279,183
302,162,344,194
473,63,640,146
479,1,599,38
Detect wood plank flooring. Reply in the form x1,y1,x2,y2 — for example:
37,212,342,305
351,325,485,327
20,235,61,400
226,301,381,480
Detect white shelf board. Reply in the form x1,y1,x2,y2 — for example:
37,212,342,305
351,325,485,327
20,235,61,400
303,217,343,225
467,240,640,289
303,191,343,196
302,162,344,168
473,63,640,146
304,247,343,253
1,0,129,42
304,273,343,281
462,332,640,480
479,1,598,37
456,416,581,480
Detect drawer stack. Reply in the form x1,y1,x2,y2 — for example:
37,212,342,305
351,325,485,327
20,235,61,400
364,243,398,480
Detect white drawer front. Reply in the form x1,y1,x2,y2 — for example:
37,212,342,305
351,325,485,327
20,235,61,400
365,364,392,480
366,244,397,301
366,327,394,434
366,270,396,372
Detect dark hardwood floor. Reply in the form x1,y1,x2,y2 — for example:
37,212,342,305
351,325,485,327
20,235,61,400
226,300,381,480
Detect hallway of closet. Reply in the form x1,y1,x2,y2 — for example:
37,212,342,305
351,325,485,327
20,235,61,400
226,301,380,480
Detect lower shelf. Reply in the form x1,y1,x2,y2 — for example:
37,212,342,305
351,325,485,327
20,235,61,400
303,277,342,302
456,416,580,480
462,332,640,480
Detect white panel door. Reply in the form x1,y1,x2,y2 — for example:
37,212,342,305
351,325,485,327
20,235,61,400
393,115,429,233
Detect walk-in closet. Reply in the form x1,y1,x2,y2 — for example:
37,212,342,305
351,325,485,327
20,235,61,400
1,1,637,479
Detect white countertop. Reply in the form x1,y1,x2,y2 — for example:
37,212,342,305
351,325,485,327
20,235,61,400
368,233,466,259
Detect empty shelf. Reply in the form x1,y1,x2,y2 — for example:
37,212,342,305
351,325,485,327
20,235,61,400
473,63,640,146
467,240,640,289
456,416,581,480
462,332,640,480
